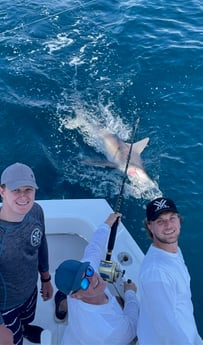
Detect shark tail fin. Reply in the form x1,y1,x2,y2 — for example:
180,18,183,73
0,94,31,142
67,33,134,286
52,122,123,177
130,137,150,154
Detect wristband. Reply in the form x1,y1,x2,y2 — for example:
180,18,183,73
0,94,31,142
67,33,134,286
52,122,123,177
41,274,51,283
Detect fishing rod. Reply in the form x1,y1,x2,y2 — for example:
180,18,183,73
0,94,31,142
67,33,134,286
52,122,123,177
99,119,139,283
106,119,139,261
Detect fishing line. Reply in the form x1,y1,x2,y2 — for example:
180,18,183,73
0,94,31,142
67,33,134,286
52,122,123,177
0,0,97,37
105,118,140,261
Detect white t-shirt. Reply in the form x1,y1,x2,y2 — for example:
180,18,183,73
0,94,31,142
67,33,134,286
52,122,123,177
137,244,202,345
61,223,138,345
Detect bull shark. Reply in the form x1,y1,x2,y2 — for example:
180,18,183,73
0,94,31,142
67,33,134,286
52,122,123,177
82,129,157,189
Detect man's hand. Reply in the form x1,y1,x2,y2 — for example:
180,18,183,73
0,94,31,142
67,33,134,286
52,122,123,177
104,213,121,228
124,279,137,293
0,324,14,345
40,281,53,301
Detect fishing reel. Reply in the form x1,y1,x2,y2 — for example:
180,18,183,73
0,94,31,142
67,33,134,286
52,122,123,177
99,259,125,283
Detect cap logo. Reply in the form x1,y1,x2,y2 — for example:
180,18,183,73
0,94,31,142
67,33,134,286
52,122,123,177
153,199,170,211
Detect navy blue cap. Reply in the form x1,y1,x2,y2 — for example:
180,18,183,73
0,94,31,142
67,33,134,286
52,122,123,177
146,197,178,221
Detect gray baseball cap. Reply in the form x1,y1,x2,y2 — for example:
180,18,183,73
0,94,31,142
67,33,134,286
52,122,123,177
1,162,38,190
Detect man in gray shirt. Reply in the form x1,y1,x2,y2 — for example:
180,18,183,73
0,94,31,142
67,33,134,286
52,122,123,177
0,163,53,345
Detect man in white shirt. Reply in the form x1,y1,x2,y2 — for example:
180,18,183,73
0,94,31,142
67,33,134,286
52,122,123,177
137,197,203,345
55,213,139,345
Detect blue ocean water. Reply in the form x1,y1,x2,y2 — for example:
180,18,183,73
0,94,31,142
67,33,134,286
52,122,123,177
0,0,203,336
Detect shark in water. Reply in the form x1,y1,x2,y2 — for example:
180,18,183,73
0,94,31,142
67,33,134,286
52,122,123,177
82,129,158,190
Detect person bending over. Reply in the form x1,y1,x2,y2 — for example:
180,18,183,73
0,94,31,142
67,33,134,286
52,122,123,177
55,213,138,345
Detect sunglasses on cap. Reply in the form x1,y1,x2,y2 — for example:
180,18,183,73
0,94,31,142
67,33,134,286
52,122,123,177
72,265,94,294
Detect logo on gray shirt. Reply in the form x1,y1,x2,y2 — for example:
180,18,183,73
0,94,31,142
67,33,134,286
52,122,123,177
31,228,42,246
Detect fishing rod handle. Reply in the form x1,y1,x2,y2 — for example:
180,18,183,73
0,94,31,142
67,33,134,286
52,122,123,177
105,216,119,261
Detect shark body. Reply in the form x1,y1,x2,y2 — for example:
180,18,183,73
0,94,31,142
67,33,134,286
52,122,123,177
101,130,154,184
83,129,156,188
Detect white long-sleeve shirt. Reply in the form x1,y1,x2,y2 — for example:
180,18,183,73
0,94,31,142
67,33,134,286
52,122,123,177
137,245,202,345
61,222,139,345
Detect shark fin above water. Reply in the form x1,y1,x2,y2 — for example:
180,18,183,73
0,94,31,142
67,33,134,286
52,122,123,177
129,137,150,155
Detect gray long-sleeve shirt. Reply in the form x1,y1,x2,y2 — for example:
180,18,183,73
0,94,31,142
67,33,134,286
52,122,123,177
0,202,49,323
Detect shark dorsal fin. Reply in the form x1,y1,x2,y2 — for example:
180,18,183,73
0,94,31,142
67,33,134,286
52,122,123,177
130,137,150,154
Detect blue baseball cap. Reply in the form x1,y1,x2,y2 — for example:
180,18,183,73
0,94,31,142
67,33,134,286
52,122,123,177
55,260,90,295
